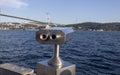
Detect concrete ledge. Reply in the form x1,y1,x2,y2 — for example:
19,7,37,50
0,63,34,75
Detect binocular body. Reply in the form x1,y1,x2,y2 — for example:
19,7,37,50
36,27,74,44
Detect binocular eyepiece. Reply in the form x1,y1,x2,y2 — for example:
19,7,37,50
40,33,59,41
36,27,74,44
40,33,49,41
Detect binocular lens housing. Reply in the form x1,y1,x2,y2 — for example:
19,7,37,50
50,34,57,40
40,34,48,40
36,27,74,44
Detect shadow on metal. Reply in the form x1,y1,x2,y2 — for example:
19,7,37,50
0,61,3,64
60,70,72,75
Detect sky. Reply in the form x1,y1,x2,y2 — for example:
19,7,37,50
0,0,120,24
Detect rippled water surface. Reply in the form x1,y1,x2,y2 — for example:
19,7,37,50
0,30,120,75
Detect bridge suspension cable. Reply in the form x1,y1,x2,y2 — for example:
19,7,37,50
0,13,42,23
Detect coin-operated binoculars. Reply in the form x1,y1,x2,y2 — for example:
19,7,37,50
36,27,76,75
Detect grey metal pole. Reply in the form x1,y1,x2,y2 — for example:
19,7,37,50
48,44,63,68
54,44,60,57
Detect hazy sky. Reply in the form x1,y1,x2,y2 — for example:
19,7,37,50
0,0,120,24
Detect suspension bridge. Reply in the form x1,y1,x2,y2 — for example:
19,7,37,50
0,13,42,23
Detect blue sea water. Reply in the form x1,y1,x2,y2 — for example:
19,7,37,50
0,30,120,75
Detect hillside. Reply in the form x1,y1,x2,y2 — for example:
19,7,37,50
65,22,120,31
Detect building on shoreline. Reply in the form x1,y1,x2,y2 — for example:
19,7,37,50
0,22,62,30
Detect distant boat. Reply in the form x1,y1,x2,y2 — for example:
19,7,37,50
0,27,9,30
89,29,104,31
45,24,51,28
97,29,104,31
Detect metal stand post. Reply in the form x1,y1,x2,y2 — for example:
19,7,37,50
48,44,63,68
36,44,76,75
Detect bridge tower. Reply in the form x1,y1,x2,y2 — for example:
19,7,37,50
46,12,51,28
